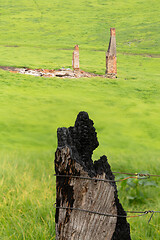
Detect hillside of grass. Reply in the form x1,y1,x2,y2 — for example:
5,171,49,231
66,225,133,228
0,0,160,239
1,0,160,70
0,55,160,239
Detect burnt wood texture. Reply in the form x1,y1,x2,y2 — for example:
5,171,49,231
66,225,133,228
55,111,131,240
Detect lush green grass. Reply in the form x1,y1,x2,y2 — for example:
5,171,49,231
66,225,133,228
0,54,160,239
0,0,160,70
0,0,160,239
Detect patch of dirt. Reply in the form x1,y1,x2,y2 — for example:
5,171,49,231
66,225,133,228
0,66,115,78
121,52,160,58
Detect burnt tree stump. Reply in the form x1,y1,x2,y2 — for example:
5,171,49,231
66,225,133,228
55,111,131,240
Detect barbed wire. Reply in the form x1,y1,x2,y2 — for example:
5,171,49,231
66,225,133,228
54,173,150,183
112,172,160,178
54,173,160,223
54,171,160,182
54,203,160,223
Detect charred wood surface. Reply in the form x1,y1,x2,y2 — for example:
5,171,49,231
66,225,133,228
55,111,131,240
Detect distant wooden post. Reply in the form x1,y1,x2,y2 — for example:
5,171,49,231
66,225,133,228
106,28,117,78
72,45,80,70
55,111,131,240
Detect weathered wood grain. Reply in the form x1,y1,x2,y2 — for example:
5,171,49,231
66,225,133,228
55,112,131,240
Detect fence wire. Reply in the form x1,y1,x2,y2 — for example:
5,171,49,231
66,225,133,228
54,173,149,183
113,172,160,178
54,172,160,223
54,204,160,223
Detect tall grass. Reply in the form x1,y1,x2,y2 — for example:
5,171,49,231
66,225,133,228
0,0,160,239
0,57,160,238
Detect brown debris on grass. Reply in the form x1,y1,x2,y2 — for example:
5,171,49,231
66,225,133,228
0,66,116,79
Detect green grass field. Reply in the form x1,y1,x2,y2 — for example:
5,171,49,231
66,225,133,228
0,0,160,239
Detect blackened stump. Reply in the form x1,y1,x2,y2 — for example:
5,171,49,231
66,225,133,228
55,111,131,240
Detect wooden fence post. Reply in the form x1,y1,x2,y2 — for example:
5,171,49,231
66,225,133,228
55,111,131,240
72,45,80,71
106,28,117,78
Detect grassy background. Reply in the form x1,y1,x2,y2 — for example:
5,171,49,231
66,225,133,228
0,0,160,70
0,0,160,239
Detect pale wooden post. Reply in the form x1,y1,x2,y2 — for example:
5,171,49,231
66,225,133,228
106,28,117,78
55,112,131,240
72,45,80,70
